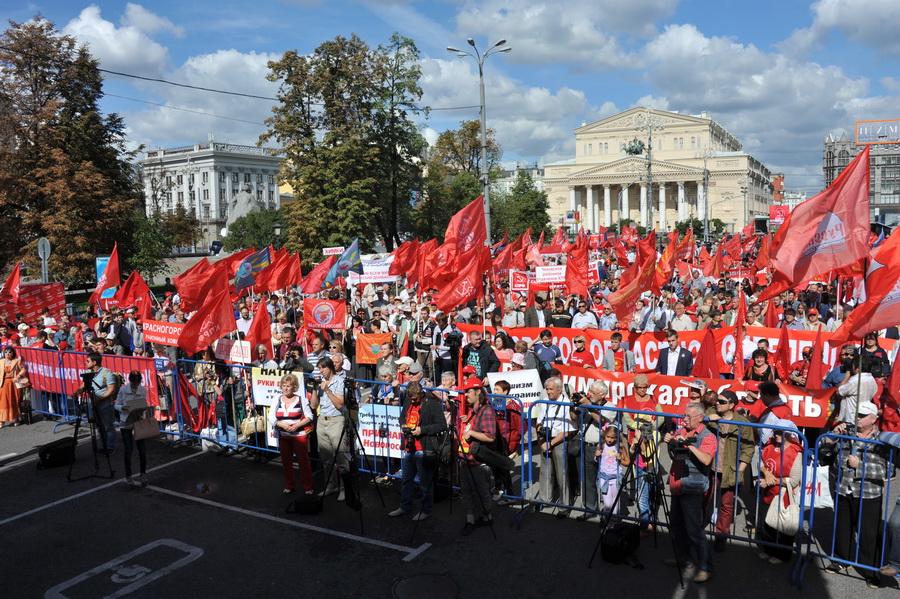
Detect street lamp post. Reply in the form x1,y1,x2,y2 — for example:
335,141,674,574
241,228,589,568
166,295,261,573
447,38,511,246
634,110,665,231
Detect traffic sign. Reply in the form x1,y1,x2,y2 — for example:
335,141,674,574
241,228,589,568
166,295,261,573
37,237,51,260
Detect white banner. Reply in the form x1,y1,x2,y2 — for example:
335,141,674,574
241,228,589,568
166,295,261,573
250,367,292,408
347,253,398,284
323,246,345,256
214,339,252,364
535,265,566,283
486,368,546,415
357,403,403,459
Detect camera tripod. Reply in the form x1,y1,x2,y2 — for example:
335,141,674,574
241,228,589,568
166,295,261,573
587,425,684,590
67,390,115,482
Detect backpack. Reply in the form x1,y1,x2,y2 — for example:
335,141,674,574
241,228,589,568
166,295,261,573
495,400,523,455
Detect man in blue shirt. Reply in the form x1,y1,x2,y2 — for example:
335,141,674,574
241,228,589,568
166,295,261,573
823,345,853,389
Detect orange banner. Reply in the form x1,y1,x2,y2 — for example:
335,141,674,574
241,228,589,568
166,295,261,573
355,333,393,365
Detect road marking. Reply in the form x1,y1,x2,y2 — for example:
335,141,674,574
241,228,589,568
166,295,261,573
0,451,204,527
146,485,431,562
45,538,203,599
0,452,17,461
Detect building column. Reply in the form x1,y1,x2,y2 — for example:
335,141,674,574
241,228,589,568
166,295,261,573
587,185,596,233
603,185,612,228
677,182,686,222
569,186,577,213
639,183,648,228
698,181,707,221
658,183,666,231
210,169,218,220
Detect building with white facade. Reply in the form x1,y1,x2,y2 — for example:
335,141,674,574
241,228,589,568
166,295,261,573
544,107,772,233
491,163,544,195
781,191,807,211
140,142,283,247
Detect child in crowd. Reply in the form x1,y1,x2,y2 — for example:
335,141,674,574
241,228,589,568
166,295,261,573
595,424,630,513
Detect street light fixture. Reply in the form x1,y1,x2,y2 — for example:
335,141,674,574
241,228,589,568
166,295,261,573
447,37,512,246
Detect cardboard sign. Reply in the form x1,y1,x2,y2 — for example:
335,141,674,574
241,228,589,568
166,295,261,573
509,270,530,292
323,246,345,256
357,403,403,459
142,319,185,347
588,260,600,285
486,368,545,413
214,338,252,363
535,265,566,283
250,367,293,408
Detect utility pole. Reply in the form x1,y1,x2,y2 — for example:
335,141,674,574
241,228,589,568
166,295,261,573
635,110,665,231
695,146,714,244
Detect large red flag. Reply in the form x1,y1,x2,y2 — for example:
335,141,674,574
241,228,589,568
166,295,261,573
769,146,870,289
300,256,337,295
882,355,900,432
548,226,568,253
755,234,770,272
565,236,589,297
0,262,21,304
177,287,237,355
702,243,726,278
89,242,121,306
806,326,826,390
773,322,791,381
733,290,747,380
693,327,719,378
245,304,273,357
676,228,694,262
655,231,678,291
764,299,780,328
435,247,489,313
114,271,154,320
607,251,656,326
389,239,420,276
832,227,900,343
444,196,487,254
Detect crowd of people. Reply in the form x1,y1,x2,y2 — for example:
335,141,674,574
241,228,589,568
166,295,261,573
1,233,899,588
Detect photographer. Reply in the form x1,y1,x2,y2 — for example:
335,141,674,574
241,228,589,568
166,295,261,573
664,402,717,583
81,352,119,452
309,357,348,500
537,377,574,518
459,379,497,535
836,350,877,425
570,382,610,520
388,381,447,521
432,312,461,377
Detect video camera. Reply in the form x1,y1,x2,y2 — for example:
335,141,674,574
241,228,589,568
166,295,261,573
668,435,694,460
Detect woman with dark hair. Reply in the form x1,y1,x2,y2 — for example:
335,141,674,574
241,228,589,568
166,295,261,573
0,346,27,427
743,349,777,382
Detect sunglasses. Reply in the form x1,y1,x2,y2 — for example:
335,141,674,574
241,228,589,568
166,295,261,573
635,385,649,389
716,399,732,405
575,339,585,344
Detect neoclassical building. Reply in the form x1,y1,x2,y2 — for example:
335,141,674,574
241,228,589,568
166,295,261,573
544,107,773,233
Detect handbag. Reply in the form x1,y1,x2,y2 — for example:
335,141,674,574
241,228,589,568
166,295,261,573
764,478,800,536
241,413,267,436
133,414,160,441
471,443,515,471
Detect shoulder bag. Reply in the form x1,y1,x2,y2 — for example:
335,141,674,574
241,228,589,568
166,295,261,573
133,412,161,441
764,478,800,536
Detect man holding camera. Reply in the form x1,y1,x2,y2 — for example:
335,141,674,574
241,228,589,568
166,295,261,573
310,357,348,499
537,377,574,518
836,350,877,425
80,352,119,452
664,402,717,583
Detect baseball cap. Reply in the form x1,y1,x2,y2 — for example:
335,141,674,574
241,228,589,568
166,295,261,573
857,402,879,417
458,376,483,391
395,356,414,367
807,308,818,316
408,361,423,375
511,353,526,367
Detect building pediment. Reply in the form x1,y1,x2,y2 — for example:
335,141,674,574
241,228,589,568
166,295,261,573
576,107,708,134
568,156,704,183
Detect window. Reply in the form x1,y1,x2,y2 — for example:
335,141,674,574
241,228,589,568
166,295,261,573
202,171,208,184
165,192,172,203
188,173,194,185
256,189,263,200
587,143,593,155
268,190,274,202
268,174,275,185
177,174,183,185
690,136,696,149
244,173,251,183
189,191,195,203
202,189,209,200
177,191,184,202
219,187,226,200
257,173,263,184
219,201,227,217
603,142,609,153
232,172,239,184
165,175,172,186
219,171,226,182
202,205,210,219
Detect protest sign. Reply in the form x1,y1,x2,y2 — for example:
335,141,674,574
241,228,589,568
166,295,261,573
142,319,185,346
535,265,566,283
214,338,252,363
357,403,403,459
509,270,530,292
486,368,545,413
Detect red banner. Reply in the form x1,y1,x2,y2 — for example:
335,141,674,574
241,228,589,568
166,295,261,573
19,347,160,407
142,319,186,347
303,298,346,330
0,283,65,323
457,324,898,375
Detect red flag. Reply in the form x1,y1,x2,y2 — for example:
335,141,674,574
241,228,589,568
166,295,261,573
89,242,121,306
221,248,257,277
773,322,791,381
114,271,154,320
177,372,204,433
491,232,509,253
734,290,747,380
300,256,337,295
770,146,870,288
565,236,589,297
698,244,710,265
435,246,489,313
703,243,726,278
676,228,694,261
246,304,273,357
423,241,458,290
882,355,900,432
444,196,487,254
526,231,545,267
693,327,719,378
177,287,237,355
389,239,420,276
548,226,568,252
831,227,900,343
755,234,770,272
608,251,656,325
303,298,346,330
655,231,678,291
0,262,21,304
806,326,826,390
764,299,780,328
413,239,438,290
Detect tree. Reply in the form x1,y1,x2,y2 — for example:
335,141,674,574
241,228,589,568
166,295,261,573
491,170,550,239
161,205,202,249
223,208,282,251
428,120,501,175
0,19,140,282
370,34,427,250
128,210,172,283
263,36,382,266
674,217,726,237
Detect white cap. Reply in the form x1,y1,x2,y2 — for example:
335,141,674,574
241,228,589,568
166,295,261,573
394,356,414,367
857,402,879,417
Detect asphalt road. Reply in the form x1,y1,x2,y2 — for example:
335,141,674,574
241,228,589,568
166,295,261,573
0,426,896,599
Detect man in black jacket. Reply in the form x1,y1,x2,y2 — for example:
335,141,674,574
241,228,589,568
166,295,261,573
524,295,552,328
461,330,500,380
657,329,694,376
388,381,448,520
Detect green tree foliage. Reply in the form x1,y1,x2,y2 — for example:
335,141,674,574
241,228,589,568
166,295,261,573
129,211,172,283
491,170,551,240
263,34,427,264
674,217,727,237
223,208,282,251
0,18,139,283
409,120,501,241
161,205,202,248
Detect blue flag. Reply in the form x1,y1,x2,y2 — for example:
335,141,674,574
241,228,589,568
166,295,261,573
234,247,272,290
323,239,362,288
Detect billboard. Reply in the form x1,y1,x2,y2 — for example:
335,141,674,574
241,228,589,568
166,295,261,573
855,118,900,145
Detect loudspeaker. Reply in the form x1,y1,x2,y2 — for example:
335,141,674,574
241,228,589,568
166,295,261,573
600,521,640,564
37,437,76,470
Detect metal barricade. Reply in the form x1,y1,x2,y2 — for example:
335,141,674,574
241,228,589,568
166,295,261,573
797,433,896,584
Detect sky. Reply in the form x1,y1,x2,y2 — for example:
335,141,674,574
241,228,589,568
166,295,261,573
5,0,900,194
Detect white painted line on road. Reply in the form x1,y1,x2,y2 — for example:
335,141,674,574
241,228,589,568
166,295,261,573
0,451,204,528
146,485,431,562
45,538,204,599
0,452,17,461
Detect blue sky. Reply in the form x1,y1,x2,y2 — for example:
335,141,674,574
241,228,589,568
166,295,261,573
6,0,900,194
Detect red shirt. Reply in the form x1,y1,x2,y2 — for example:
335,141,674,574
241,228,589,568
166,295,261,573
611,348,626,371
403,403,423,452
568,349,597,368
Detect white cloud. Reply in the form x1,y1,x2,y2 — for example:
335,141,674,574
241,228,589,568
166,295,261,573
63,5,170,75
454,0,677,70
121,3,185,38
781,0,900,56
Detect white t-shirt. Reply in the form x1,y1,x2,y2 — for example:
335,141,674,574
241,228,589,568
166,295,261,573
837,373,877,424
